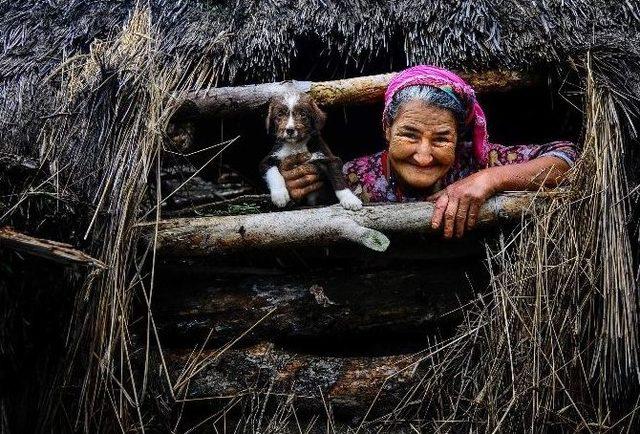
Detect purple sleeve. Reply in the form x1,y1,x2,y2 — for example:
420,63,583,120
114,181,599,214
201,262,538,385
342,152,389,203
342,158,364,194
485,140,578,168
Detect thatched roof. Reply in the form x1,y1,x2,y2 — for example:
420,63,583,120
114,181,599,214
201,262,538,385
2,0,639,162
2,0,639,82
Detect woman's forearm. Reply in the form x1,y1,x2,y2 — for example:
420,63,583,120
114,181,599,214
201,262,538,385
485,156,571,194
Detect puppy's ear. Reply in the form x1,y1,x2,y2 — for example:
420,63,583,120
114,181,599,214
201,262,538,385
265,98,276,133
310,100,326,131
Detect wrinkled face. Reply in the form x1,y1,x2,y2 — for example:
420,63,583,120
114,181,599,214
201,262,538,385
267,92,326,143
386,100,457,189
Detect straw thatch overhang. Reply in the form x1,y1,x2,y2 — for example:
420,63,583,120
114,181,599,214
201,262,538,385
1,1,640,432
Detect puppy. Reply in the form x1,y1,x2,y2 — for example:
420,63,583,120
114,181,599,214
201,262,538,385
259,89,363,210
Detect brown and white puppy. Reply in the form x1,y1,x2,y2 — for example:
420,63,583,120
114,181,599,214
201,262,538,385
259,89,362,210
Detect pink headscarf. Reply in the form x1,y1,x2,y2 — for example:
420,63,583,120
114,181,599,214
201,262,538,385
383,65,489,166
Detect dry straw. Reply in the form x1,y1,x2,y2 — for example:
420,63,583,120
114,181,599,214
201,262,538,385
34,8,226,432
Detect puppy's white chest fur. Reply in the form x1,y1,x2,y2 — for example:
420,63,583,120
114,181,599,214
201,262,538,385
273,140,309,159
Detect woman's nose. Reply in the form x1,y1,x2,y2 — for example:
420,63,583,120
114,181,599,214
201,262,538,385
412,140,434,166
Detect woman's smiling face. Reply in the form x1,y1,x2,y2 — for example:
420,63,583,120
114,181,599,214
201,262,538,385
386,100,457,189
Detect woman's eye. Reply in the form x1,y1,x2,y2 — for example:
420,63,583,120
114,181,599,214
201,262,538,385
399,132,418,140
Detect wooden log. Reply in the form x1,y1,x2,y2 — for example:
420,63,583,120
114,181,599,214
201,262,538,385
167,342,424,413
0,153,38,174
177,70,535,119
141,192,548,256
154,262,478,346
166,70,535,150
0,227,105,268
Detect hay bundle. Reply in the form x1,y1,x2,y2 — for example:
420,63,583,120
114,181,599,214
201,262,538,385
25,9,216,431
37,10,167,431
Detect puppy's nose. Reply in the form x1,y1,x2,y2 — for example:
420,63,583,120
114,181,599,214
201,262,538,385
285,127,295,136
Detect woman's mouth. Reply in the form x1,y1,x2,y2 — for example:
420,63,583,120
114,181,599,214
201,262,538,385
409,160,436,170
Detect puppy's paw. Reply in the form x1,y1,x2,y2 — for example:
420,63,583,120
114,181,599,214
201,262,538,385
271,188,291,208
341,196,363,211
336,189,363,211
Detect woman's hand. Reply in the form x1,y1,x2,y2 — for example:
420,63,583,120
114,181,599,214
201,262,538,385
279,153,324,201
427,170,498,238
428,156,570,238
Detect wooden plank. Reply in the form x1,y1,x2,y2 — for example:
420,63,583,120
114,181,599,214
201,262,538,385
167,342,424,413
154,263,478,346
0,227,105,268
176,70,536,119
141,192,549,256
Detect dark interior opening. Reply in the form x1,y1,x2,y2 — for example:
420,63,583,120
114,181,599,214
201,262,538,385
153,231,496,358
156,55,584,359
185,75,583,191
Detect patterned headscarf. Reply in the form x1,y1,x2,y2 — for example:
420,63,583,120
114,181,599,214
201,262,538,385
382,65,489,166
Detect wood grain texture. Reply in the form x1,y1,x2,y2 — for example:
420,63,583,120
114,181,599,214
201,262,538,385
142,192,547,256
176,70,536,118
0,227,105,267
167,342,424,413
155,263,477,346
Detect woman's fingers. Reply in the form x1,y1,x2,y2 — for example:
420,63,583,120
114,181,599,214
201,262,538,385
288,173,322,189
467,201,481,230
443,197,459,239
279,157,322,201
431,194,449,230
454,198,470,238
281,152,311,171
290,181,323,200
282,163,318,181
433,195,483,237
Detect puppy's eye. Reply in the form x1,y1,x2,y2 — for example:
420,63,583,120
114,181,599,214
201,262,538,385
299,110,312,121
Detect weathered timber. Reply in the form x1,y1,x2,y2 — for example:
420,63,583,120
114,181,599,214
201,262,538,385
161,175,254,211
0,227,105,268
154,263,478,346
0,153,39,174
167,342,424,413
143,192,549,256
177,70,536,118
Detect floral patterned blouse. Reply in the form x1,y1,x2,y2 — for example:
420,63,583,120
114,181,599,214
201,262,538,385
342,140,577,203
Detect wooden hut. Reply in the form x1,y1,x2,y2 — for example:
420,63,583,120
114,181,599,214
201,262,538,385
1,1,639,432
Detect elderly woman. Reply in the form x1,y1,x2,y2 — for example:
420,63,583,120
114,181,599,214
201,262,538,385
281,65,577,238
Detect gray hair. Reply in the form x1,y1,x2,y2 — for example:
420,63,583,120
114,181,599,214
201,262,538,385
385,85,467,136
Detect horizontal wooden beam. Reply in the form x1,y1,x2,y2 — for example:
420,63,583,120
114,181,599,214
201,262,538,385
175,70,536,119
155,262,474,346
167,342,424,413
142,192,552,256
0,227,105,268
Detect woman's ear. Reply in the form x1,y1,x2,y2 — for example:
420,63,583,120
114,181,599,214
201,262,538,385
310,100,326,131
384,125,392,143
